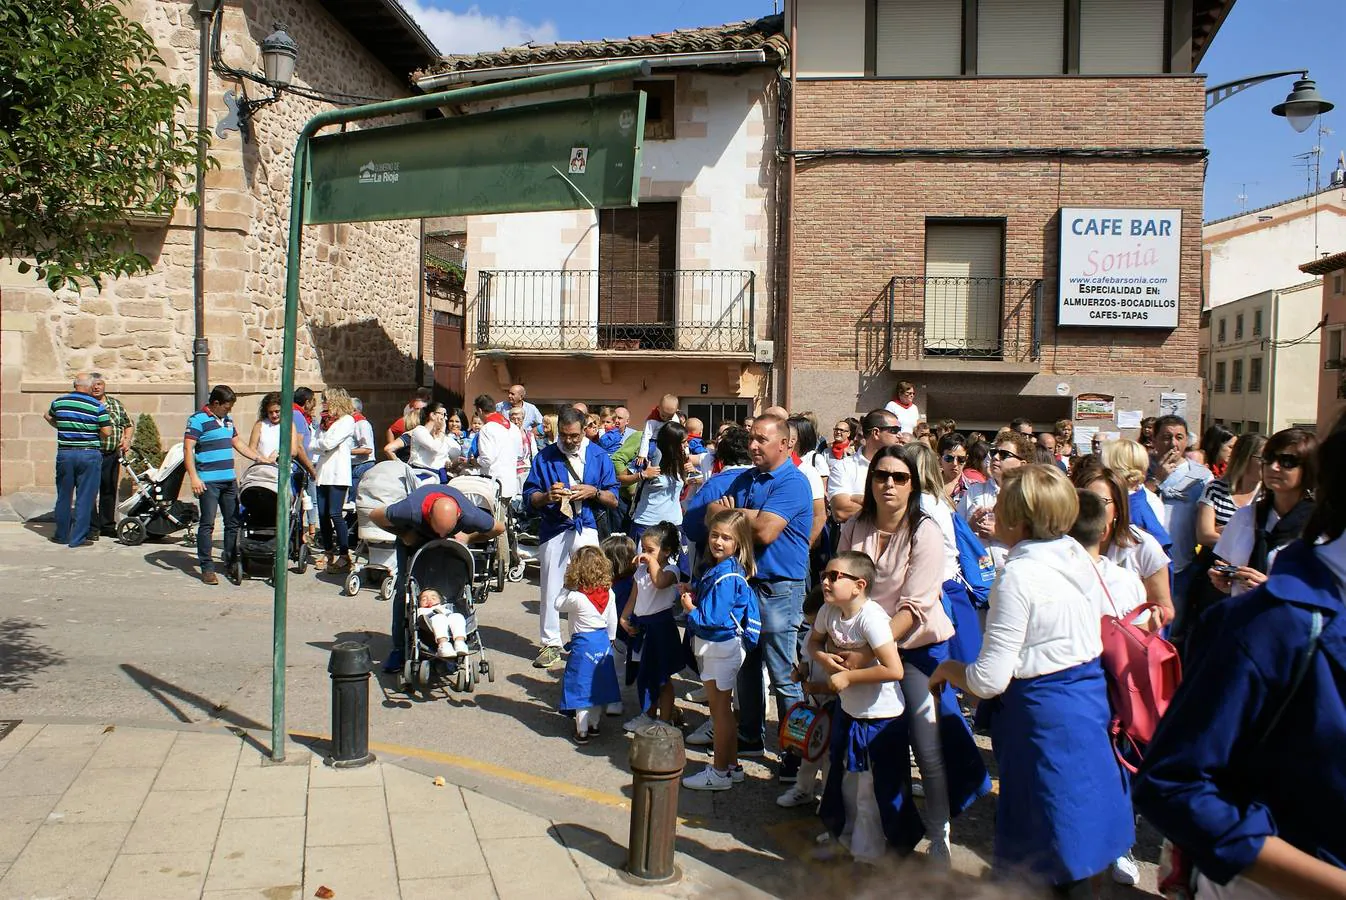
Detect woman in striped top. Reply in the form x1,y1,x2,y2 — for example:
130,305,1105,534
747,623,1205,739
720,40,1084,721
1195,432,1266,550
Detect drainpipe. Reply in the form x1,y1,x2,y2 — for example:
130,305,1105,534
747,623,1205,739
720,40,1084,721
192,0,219,409
782,0,798,408
417,218,427,388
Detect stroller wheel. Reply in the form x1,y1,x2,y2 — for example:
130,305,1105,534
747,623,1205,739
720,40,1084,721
464,663,476,693
379,577,395,602
483,658,496,683
507,560,527,582
417,660,432,688
400,659,413,690
295,543,310,576
117,518,147,547
231,557,245,584
344,572,361,597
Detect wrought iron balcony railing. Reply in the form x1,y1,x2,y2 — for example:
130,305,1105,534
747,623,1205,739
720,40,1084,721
475,269,755,354
885,275,1043,363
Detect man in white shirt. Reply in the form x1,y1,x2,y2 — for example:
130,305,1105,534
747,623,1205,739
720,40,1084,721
495,383,543,435
828,409,902,523
883,380,921,435
474,393,523,499
1147,415,1212,612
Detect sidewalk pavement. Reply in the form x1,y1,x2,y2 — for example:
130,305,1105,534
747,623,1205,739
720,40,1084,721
0,720,765,900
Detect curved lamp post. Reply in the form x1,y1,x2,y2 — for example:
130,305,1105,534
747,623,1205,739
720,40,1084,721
1206,70,1335,132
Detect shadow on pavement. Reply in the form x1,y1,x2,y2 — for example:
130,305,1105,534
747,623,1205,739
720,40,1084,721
118,663,269,754
142,548,199,576
0,619,66,693
476,623,539,663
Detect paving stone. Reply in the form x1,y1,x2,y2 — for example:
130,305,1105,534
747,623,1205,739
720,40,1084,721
0,821,130,900
390,813,487,879
203,817,304,892
224,762,309,819
0,745,97,798
24,723,108,749
200,888,301,900
382,763,468,817
0,795,59,863
86,727,177,769
400,874,499,899
304,786,391,847
480,836,591,900
0,724,42,769
306,754,385,788
155,733,242,792
122,790,228,855
96,850,212,899
465,789,556,839
302,843,399,899
51,766,157,823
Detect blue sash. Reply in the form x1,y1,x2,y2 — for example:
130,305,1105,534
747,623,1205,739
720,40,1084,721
902,641,992,817
632,609,683,712
941,579,984,664
818,710,924,854
560,629,621,711
983,658,1134,885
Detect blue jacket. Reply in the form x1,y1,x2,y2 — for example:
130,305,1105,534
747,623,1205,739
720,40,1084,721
522,442,619,544
1134,539,1346,884
686,557,755,642
1128,486,1173,556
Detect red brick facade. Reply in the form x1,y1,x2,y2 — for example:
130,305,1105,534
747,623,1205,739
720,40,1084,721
788,76,1207,429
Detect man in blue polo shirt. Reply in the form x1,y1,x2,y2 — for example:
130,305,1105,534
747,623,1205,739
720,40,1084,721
184,385,272,585
689,412,813,777
45,372,112,547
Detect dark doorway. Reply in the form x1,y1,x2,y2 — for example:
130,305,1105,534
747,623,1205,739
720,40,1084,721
597,202,677,350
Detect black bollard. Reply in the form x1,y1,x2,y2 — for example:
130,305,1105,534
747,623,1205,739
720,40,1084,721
326,641,375,768
625,721,684,884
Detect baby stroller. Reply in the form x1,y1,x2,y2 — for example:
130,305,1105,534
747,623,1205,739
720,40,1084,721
116,443,198,546
234,463,311,582
447,474,509,594
400,538,496,693
349,460,421,600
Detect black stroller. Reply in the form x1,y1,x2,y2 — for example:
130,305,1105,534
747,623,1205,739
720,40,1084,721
116,443,198,545
233,463,311,582
399,538,496,694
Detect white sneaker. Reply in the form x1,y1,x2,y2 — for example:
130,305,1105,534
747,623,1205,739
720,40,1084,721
623,713,656,733
685,720,715,747
453,638,469,659
682,766,733,792
776,785,816,808
604,702,624,716
729,764,745,783
1111,853,1140,886
436,642,454,659
686,685,708,703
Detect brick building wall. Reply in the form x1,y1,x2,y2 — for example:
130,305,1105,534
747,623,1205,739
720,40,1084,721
0,0,424,494
788,76,1207,432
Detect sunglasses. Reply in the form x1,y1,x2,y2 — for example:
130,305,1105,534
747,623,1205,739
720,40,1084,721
989,449,1022,462
870,469,912,485
1262,453,1302,471
821,570,864,585
942,454,967,464
875,425,904,435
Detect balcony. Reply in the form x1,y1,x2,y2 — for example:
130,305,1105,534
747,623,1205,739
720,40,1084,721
884,276,1043,374
475,269,756,357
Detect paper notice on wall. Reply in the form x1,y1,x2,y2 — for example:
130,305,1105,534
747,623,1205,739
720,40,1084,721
1117,409,1143,429
1160,393,1188,420
1074,425,1099,455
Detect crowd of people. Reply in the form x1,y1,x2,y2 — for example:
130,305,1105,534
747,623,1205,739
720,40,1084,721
42,374,1346,898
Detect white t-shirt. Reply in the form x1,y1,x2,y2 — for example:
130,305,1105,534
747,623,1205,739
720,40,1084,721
405,425,460,471
1093,556,1148,619
1213,503,1281,597
919,494,960,582
553,589,618,639
812,600,904,719
884,401,921,435
798,458,824,502
632,563,677,617
476,419,523,498
352,418,376,461
1106,525,1170,581
801,449,829,485
827,450,869,501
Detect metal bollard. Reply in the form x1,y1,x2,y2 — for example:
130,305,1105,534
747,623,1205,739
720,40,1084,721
325,641,375,768
625,721,685,884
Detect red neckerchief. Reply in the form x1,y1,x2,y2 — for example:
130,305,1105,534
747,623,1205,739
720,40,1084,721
484,412,510,429
894,398,914,409
791,451,802,466
293,404,313,424
582,587,610,615
353,412,366,422
1211,461,1228,479
645,405,662,423
831,440,848,459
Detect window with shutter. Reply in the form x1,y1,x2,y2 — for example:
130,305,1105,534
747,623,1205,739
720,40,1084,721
1249,357,1263,393
977,0,1064,75
924,223,1004,355
1231,358,1244,393
1214,361,1226,392
598,202,678,350
874,0,963,76
1079,0,1165,74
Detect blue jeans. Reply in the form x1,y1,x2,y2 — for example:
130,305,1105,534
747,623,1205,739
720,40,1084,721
736,578,805,745
54,447,102,546
317,484,350,556
196,480,239,572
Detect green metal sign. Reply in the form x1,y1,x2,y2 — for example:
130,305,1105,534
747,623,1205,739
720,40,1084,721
305,93,645,224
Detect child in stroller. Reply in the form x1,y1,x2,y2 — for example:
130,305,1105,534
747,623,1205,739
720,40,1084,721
234,462,311,581
417,588,470,659
401,538,493,693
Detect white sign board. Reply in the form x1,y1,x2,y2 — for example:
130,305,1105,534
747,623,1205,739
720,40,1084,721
1058,207,1181,328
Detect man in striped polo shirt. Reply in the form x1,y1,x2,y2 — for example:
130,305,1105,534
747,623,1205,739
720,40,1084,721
90,374,133,537
44,373,112,547
185,385,272,585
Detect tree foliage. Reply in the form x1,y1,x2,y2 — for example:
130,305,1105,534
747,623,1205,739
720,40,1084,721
131,413,165,468
0,0,208,291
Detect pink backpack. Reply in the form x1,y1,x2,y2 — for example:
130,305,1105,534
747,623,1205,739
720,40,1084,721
1094,572,1183,773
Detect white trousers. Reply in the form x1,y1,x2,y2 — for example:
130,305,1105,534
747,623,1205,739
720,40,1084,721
538,527,599,648
841,770,886,863
900,661,952,852
417,608,466,643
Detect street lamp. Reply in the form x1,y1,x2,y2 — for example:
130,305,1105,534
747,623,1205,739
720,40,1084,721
214,22,299,141
1206,70,1335,133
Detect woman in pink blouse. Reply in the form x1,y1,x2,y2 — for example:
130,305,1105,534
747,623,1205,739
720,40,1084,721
839,445,991,864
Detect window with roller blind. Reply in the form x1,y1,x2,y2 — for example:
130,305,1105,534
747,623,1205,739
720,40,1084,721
873,0,963,76
977,0,1065,75
597,202,678,350
1078,0,1166,74
923,223,1004,355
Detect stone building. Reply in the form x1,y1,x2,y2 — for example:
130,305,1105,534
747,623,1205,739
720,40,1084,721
783,0,1234,438
413,19,787,432
1303,250,1346,431
0,0,437,494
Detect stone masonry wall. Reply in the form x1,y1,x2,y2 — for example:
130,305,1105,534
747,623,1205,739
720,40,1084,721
0,0,424,493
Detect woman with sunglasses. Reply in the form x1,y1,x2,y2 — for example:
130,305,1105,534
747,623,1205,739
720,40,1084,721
830,419,856,459
937,433,970,503
837,446,990,864
384,401,461,484
956,431,1032,569
1209,428,1318,599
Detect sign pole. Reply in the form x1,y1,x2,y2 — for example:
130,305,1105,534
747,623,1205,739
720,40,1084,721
269,59,651,761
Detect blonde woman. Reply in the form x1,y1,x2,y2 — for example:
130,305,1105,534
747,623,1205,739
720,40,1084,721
385,406,422,462
313,388,356,572
1101,438,1173,555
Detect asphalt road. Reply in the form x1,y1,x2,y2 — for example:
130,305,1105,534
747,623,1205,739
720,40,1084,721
0,519,1162,898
